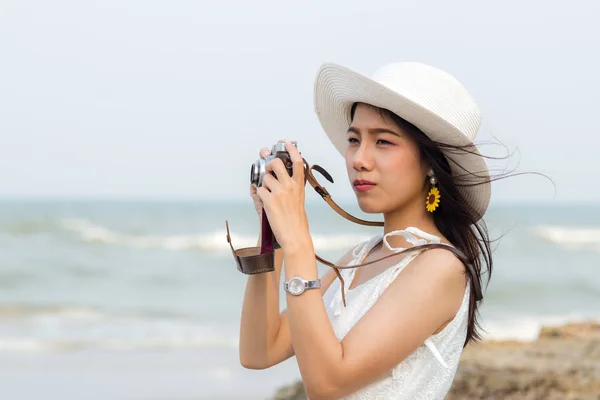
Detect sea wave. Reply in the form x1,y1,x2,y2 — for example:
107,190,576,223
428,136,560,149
479,314,600,342
0,219,59,236
0,304,201,321
0,304,107,320
60,218,370,252
0,304,238,352
533,225,600,252
1,309,597,352
0,337,238,352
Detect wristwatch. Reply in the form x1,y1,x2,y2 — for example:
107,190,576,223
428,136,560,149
284,276,321,296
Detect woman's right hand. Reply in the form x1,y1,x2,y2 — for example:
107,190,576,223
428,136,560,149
250,147,271,217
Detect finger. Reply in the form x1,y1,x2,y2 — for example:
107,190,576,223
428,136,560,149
259,147,270,159
265,157,289,183
261,173,278,192
255,185,270,203
285,140,304,184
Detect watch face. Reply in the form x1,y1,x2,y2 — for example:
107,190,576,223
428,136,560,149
288,277,304,295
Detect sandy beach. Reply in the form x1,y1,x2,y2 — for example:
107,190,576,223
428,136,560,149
6,322,596,399
1,348,300,400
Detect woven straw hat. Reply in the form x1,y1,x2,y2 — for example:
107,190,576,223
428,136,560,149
313,62,491,220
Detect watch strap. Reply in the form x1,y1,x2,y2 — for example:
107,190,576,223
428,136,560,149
305,279,321,289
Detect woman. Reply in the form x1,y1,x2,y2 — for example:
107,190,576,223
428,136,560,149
239,61,494,399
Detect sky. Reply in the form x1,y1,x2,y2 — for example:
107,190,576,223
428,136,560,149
1,0,599,205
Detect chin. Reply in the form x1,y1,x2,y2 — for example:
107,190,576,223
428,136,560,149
355,196,386,214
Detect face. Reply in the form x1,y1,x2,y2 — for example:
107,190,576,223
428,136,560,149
345,103,429,214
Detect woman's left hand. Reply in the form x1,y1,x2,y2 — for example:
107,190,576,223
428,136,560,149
255,140,311,252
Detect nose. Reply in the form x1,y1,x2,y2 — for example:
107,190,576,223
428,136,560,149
352,143,373,171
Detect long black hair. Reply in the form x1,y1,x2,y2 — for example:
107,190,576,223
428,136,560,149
350,102,522,346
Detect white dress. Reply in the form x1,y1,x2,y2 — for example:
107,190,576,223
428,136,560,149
322,227,470,400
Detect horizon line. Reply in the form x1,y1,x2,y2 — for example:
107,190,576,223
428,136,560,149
0,195,594,207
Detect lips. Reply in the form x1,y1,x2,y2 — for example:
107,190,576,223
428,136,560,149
353,179,376,192
353,179,375,186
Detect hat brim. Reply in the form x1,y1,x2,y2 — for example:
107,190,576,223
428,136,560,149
314,63,491,220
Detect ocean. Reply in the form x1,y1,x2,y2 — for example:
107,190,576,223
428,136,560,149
1,199,599,399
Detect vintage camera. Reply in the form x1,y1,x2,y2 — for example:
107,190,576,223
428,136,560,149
250,141,297,187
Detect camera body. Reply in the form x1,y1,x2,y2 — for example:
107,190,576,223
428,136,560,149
250,141,297,187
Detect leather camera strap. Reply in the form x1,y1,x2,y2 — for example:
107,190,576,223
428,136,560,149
225,158,483,308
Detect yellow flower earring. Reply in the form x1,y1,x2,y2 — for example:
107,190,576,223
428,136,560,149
426,168,441,213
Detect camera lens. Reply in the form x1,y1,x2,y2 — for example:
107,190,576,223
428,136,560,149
250,159,266,186
250,163,259,186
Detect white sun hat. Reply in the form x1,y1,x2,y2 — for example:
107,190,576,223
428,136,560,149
313,61,491,220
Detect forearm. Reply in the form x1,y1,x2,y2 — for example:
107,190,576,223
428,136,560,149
238,221,284,368
283,238,345,397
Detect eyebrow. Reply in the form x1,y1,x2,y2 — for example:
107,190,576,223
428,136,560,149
347,126,402,137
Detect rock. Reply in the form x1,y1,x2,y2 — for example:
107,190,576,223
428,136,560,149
273,380,306,400
538,321,600,340
446,322,600,399
273,322,600,399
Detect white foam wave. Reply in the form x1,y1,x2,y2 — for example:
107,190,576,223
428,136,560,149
61,219,229,251
533,225,600,252
3,314,597,352
480,314,600,342
0,305,108,320
311,233,372,251
0,337,239,352
0,339,47,351
1,304,598,352
60,218,370,252
0,305,239,353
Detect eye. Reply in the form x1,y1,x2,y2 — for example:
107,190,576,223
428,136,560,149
347,137,359,144
377,139,393,145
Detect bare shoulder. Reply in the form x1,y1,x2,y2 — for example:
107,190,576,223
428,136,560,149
398,247,468,298
412,246,467,276
378,246,468,330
